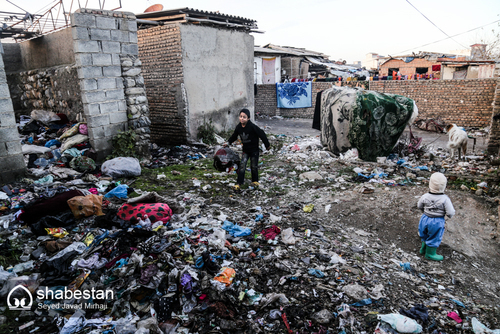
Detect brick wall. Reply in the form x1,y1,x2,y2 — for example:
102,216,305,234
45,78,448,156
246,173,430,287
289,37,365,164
255,81,369,118
487,81,500,154
369,79,497,128
138,24,187,146
379,58,436,77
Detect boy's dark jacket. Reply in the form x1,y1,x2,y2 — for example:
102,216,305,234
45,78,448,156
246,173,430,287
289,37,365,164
228,120,270,153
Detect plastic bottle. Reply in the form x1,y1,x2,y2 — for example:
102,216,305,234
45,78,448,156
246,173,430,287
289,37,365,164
378,314,422,333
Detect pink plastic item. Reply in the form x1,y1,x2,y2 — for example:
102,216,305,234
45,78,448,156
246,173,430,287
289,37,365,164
79,123,88,135
447,311,462,323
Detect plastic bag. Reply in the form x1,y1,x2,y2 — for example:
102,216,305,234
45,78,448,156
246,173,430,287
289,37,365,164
471,317,500,334
281,228,296,245
102,157,141,178
30,110,61,125
222,220,251,237
104,185,129,199
378,314,423,333
208,228,227,249
213,267,236,287
312,309,334,324
213,147,240,172
45,228,69,238
67,194,105,219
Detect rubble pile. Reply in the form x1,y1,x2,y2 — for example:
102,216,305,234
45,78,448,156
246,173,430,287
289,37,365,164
0,127,499,333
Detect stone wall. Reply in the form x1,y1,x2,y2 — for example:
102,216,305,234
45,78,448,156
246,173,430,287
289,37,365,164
71,8,143,159
138,24,187,146
369,79,497,128
7,66,83,120
255,81,369,118
0,42,25,183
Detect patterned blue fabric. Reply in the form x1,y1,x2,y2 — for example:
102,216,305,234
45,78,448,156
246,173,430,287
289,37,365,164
276,82,312,108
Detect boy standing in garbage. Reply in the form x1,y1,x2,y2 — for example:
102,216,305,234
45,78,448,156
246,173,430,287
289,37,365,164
417,172,455,261
224,109,270,191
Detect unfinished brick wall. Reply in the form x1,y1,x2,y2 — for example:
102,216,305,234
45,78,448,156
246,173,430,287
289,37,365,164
138,24,187,146
379,58,436,77
486,80,500,155
369,79,497,128
255,81,369,118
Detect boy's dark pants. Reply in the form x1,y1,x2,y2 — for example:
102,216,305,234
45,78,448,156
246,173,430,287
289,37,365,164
237,151,259,185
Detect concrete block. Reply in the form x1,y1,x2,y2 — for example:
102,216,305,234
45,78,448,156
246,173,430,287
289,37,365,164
90,28,111,41
99,101,119,114
125,87,145,95
87,114,110,128
78,66,102,79
6,141,22,155
0,168,26,184
83,103,101,116
82,90,106,104
118,100,127,111
71,13,96,28
92,53,112,66
87,126,105,139
127,19,137,32
72,27,89,40
0,85,11,99
104,123,127,137
0,98,14,112
128,32,138,44
97,78,117,90
106,89,125,100
110,30,129,42
121,43,138,55
0,142,7,156
109,111,128,124
0,114,16,128
111,54,121,65
74,40,99,53
96,17,116,30
116,78,124,89
75,53,92,67
101,41,121,54
0,128,20,142
92,137,113,152
80,79,97,91
102,66,121,77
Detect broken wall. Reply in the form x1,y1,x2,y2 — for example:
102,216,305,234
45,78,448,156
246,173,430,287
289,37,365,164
255,81,369,118
369,79,497,128
0,42,25,183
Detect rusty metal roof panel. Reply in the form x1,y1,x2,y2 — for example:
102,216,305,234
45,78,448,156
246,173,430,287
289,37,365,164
136,7,257,26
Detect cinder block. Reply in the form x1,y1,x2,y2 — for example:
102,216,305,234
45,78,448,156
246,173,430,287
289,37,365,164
0,98,14,112
74,40,99,53
87,126,105,139
87,114,110,128
0,85,11,99
92,137,113,152
80,79,97,91
90,28,111,41
109,111,128,124
72,27,90,40
99,101,119,114
118,100,127,111
92,53,112,66
121,43,138,55
6,141,21,155
111,54,121,65
82,90,106,104
106,89,125,100
127,20,137,32
101,41,121,54
71,13,96,28
0,114,15,127
97,78,117,90
104,123,127,137
96,16,116,30
128,32,138,44
116,78,124,89
78,66,102,79
75,53,92,67
110,30,129,42
102,66,121,77
0,127,21,142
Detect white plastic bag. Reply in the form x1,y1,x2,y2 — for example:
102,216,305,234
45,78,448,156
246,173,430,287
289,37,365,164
30,110,61,125
281,228,296,245
471,317,500,334
208,228,227,250
101,157,141,178
378,314,422,333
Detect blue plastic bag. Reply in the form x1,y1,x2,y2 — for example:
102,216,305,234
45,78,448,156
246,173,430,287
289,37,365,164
222,220,251,237
104,185,128,199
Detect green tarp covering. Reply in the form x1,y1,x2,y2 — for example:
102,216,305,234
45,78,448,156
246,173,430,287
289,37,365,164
320,86,417,161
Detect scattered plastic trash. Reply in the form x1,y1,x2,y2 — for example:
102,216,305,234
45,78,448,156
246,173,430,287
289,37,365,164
378,313,423,333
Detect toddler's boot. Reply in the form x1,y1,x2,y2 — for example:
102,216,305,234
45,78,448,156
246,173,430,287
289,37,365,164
419,241,426,255
425,247,443,261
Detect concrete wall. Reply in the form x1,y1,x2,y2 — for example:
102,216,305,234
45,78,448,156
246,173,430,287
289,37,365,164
0,41,25,183
2,43,23,73
18,28,75,70
180,24,255,138
255,81,369,118
369,79,497,128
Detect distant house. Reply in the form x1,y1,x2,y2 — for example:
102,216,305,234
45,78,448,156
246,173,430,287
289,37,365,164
254,44,369,82
378,51,459,79
362,53,384,71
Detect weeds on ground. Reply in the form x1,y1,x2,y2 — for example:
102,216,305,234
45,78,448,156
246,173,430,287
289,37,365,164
109,130,137,159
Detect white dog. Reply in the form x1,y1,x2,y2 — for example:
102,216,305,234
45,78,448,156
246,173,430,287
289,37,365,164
445,124,467,159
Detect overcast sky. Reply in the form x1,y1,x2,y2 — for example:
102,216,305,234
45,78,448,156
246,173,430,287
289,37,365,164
2,0,500,63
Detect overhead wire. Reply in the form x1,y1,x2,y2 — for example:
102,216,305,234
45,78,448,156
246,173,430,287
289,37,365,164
405,0,468,49
393,19,500,56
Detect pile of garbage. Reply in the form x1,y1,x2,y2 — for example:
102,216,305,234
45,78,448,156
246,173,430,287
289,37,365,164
0,119,499,333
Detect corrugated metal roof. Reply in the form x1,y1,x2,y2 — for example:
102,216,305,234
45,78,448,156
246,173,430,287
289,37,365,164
261,44,329,57
254,46,288,54
136,7,257,27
